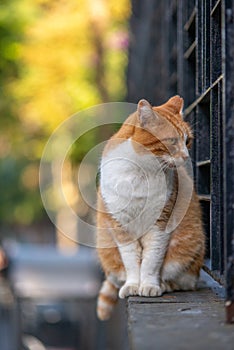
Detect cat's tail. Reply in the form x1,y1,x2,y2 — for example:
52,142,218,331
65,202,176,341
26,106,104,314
97,279,118,320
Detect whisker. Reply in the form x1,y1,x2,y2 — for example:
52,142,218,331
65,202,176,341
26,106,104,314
187,120,200,129
160,162,170,172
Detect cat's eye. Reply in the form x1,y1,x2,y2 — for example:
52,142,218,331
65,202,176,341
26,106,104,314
166,138,178,145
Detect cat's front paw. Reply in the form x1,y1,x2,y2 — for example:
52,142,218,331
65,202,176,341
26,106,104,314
139,283,163,297
119,283,139,299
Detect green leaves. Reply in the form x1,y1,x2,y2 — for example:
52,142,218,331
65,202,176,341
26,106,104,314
0,0,130,225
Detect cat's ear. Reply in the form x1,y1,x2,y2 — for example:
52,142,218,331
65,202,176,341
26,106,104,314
167,95,184,115
137,99,156,127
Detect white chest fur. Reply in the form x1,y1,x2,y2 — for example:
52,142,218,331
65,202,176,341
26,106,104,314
100,139,173,236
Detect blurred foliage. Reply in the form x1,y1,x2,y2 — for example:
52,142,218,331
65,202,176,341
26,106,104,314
0,0,130,225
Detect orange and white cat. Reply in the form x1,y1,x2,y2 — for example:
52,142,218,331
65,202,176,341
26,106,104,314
96,96,205,320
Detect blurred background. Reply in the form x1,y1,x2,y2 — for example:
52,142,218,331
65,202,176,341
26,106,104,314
0,0,130,241
0,0,131,349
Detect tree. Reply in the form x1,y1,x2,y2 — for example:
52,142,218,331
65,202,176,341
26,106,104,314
0,0,130,226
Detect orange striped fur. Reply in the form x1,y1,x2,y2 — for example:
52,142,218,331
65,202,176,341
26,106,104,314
96,96,205,320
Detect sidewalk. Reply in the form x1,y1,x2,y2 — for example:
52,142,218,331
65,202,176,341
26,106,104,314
127,270,234,350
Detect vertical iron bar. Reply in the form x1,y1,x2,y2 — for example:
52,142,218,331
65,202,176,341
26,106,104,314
210,83,223,272
204,0,211,90
177,0,184,97
210,0,223,275
196,0,203,95
223,0,234,324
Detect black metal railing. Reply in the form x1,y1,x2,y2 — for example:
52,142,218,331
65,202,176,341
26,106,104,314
128,0,234,322
168,0,234,322
177,0,224,281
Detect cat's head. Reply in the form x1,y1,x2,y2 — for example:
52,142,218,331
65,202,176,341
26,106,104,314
134,95,193,168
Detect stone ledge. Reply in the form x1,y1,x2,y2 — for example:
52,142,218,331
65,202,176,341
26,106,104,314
127,270,234,350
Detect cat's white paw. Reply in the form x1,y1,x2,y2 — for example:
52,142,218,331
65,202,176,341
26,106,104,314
119,283,139,299
139,283,162,297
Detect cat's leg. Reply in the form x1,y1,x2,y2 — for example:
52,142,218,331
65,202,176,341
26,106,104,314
139,227,171,297
176,273,197,290
161,273,198,292
161,261,198,292
117,240,141,298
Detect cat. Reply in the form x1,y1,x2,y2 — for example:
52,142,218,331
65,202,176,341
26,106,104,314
96,96,205,320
